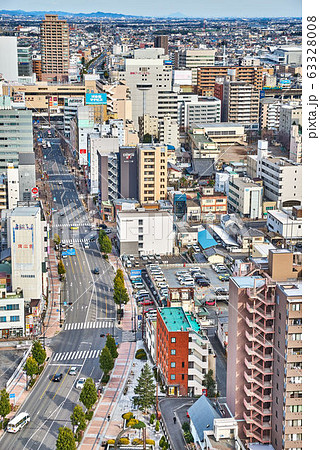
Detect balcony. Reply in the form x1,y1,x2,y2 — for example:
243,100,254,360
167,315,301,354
245,317,274,334
245,344,274,362
243,425,271,443
245,331,273,348
243,398,272,416
244,384,272,402
246,302,275,320
245,358,273,376
243,412,272,430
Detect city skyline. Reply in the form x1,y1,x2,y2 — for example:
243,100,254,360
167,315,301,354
3,0,302,18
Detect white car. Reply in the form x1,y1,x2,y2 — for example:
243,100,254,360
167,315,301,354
69,366,77,376
84,242,89,249
181,280,195,286
193,246,201,252
158,282,168,288
189,267,201,272
76,377,86,389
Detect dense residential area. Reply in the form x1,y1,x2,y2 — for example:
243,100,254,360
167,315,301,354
0,5,303,450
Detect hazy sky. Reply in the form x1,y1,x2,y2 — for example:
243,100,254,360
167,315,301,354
4,0,302,18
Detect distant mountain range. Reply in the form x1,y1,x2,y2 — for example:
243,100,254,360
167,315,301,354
0,10,188,19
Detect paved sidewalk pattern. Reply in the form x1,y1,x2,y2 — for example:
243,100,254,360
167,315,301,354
45,246,63,339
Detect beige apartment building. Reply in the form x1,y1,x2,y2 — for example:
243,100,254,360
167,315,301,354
227,249,302,449
138,144,167,204
40,15,69,82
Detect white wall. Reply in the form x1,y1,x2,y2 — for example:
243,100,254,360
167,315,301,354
0,37,18,82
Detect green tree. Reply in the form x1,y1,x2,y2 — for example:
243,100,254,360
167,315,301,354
70,405,86,433
133,364,156,413
0,389,10,421
32,340,46,366
98,230,112,254
99,346,114,375
106,334,118,359
113,271,129,305
56,426,76,450
58,260,66,276
53,234,61,246
79,378,98,411
202,369,218,397
143,133,152,143
24,356,38,381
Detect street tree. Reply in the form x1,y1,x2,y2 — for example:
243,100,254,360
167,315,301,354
70,405,86,433
106,334,118,359
79,378,98,411
202,369,218,398
133,364,156,413
113,275,129,306
58,260,66,276
32,340,47,366
0,389,10,421
24,356,38,381
99,346,114,375
98,230,112,254
53,234,61,246
56,426,76,450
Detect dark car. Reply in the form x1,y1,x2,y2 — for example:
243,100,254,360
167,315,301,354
197,278,210,287
52,373,63,382
93,267,100,275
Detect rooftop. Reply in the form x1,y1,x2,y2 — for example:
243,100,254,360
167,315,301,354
9,206,40,217
231,276,266,289
277,282,302,299
159,307,200,333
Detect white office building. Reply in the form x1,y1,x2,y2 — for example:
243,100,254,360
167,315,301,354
267,208,302,240
88,135,119,195
117,209,174,256
0,287,25,339
0,36,19,82
228,177,263,219
6,204,48,301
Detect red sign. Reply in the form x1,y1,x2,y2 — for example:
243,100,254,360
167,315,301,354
80,149,86,154
31,187,38,194
202,389,207,397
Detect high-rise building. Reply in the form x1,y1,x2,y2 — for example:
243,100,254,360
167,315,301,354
138,144,167,204
0,99,33,171
0,36,18,82
154,35,169,54
226,249,302,447
17,45,33,77
119,147,139,200
177,48,216,85
40,14,69,82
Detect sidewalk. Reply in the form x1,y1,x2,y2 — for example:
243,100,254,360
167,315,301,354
80,255,137,449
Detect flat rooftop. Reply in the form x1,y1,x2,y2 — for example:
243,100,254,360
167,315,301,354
277,283,302,299
9,206,40,217
231,276,266,289
159,307,200,333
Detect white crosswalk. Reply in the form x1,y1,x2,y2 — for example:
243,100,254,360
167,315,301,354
64,321,114,331
61,238,91,244
52,348,102,362
53,223,92,228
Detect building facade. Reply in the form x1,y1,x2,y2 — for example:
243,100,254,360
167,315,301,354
138,144,168,204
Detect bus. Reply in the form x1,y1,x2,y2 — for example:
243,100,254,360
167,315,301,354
7,412,30,433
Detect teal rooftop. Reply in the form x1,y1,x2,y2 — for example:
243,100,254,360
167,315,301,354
160,307,200,333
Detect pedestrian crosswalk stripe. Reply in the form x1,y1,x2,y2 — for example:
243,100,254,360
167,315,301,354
53,223,91,228
52,349,102,362
64,321,114,331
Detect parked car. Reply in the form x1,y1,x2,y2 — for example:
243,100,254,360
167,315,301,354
69,367,77,376
219,275,230,282
215,287,229,295
197,278,210,287
205,300,216,306
141,255,148,262
181,280,195,286
140,300,153,306
93,267,100,275
133,283,144,289
176,270,189,276
189,267,201,272
155,254,161,260
193,245,201,252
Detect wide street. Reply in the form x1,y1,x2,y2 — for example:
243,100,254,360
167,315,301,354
1,135,118,450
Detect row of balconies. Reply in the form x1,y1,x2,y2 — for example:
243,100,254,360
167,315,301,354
243,398,272,416
245,344,273,362
246,302,275,319
243,412,272,430
244,384,273,402
246,316,274,334
245,330,274,348
245,358,273,376
243,425,271,443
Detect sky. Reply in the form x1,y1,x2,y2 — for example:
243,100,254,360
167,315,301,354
3,0,302,18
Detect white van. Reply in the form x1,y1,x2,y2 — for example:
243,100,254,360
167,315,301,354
7,412,30,433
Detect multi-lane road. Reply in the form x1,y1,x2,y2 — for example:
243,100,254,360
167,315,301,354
1,137,118,449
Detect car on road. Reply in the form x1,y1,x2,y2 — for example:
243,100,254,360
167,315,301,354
55,244,60,251
58,181,62,186
90,236,95,242
69,367,77,376
140,300,153,306
60,212,64,216
215,287,228,295
100,333,105,337
93,267,100,275
68,243,74,248
218,275,230,282
76,378,86,389
70,226,79,231
84,242,89,249
105,229,112,234
205,300,216,306
52,373,63,382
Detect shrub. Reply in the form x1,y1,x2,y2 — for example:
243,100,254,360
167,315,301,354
149,414,155,425
132,438,143,445
107,439,115,444
119,437,130,444
101,373,110,384
122,412,133,421
184,431,194,443
127,418,139,427
155,420,160,432
135,349,147,360
182,421,190,432
146,439,155,445
159,436,166,447
85,410,93,421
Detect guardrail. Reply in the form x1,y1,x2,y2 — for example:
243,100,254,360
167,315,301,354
6,344,32,389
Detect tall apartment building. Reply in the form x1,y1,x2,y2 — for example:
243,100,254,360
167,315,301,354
197,66,263,97
227,249,302,448
116,209,174,256
260,98,281,132
0,102,33,171
218,71,260,128
279,103,302,150
97,148,119,207
156,307,215,396
184,97,221,129
138,144,167,204
40,14,69,82
17,45,33,77
177,48,216,84
119,147,139,200
159,115,179,149
289,125,302,163
228,176,263,219
154,35,169,54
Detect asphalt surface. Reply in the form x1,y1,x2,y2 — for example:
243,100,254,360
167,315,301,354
0,135,117,450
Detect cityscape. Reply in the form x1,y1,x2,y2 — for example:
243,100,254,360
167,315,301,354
0,2,305,450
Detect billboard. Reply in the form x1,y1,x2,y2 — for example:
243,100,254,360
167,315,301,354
65,97,84,107
85,93,107,105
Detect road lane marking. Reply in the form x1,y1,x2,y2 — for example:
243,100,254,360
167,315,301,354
52,368,69,400
75,248,84,273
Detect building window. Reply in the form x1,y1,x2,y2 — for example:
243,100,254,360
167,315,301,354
139,219,143,225
171,337,176,343
170,374,176,380
10,316,20,322
182,374,185,380
170,362,176,368
0,317,6,322
182,361,185,368
171,350,176,355
292,303,301,311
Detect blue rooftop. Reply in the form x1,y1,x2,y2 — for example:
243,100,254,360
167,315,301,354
160,307,200,333
188,395,218,441
232,276,266,289
198,229,217,250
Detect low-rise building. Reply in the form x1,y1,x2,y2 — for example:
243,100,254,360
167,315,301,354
198,186,228,216
0,286,25,339
267,207,302,242
228,177,263,219
116,209,174,256
156,307,215,396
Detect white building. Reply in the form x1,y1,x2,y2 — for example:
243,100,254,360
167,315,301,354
279,103,302,149
177,48,216,84
185,97,221,129
6,204,48,301
7,166,19,209
215,172,231,194
159,115,179,149
267,208,302,240
289,124,302,163
117,209,174,256
0,287,25,339
228,177,263,219
0,36,19,82
88,136,119,195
